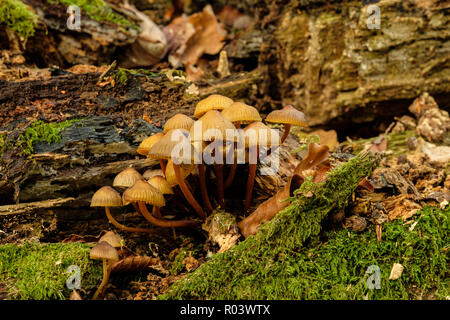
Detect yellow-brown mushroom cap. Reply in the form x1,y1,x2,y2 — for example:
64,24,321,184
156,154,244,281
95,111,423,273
165,160,194,187
243,122,280,148
222,102,262,124
194,94,234,118
190,110,237,143
90,241,119,261
91,186,123,207
265,105,307,126
148,176,174,195
137,132,164,156
113,168,144,189
163,114,195,133
147,129,193,163
142,168,164,180
99,231,122,248
122,179,165,207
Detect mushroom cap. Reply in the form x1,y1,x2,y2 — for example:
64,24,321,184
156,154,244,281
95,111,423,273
265,105,307,126
99,231,123,248
147,129,194,163
137,132,164,156
113,167,144,189
163,114,195,133
243,121,280,148
122,179,165,207
165,160,194,187
221,102,262,124
190,110,237,143
90,241,119,261
91,186,123,207
142,168,164,180
148,176,174,195
194,94,234,118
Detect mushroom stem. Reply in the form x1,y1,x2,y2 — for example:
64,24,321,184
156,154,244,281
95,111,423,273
132,202,140,214
173,163,206,219
105,207,153,233
153,206,163,218
215,164,225,208
138,202,200,228
244,146,258,212
92,259,109,300
160,160,166,175
281,124,291,143
198,163,213,213
224,142,237,190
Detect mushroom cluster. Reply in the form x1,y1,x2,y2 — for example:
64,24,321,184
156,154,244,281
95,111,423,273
90,94,307,232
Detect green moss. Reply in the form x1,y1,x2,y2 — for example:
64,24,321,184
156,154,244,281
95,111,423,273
113,68,161,85
162,198,448,299
161,153,382,300
0,0,38,39
0,242,102,300
46,0,139,30
16,119,81,155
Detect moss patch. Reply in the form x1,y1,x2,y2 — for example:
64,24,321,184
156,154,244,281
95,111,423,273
1,119,81,157
163,199,448,299
0,242,102,300
46,0,139,30
113,68,161,86
161,153,382,299
0,0,38,39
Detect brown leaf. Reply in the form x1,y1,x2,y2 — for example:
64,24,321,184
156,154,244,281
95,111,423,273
111,256,161,273
165,5,226,76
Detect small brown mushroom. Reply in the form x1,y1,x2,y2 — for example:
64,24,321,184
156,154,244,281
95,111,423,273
193,94,234,118
137,132,166,172
90,241,119,300
243,122,278,212
221,102,261,189
90,186,153,233
190,110,237,209
148,129,206,219
113,167,145,213
123,179,199,228
265,105,307,143
163,113,195,133
148,176,174,218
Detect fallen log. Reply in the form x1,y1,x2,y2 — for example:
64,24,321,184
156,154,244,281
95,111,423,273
0,197,74,216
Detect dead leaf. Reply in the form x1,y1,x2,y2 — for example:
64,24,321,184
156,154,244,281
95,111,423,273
111,256,160,273
165,5,226,77
310,129,339,151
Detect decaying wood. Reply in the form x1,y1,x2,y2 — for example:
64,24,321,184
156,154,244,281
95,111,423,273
26,0,140,65
0,197,75,217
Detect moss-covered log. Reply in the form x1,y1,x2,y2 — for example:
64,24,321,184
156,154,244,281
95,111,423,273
161,152,381,299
